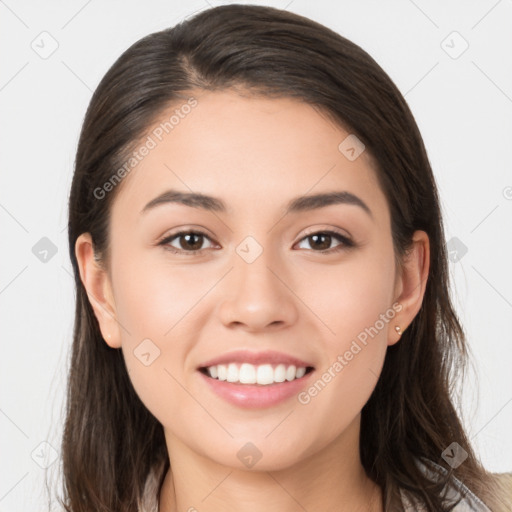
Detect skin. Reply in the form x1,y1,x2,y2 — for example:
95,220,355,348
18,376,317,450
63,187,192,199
76,89,429,512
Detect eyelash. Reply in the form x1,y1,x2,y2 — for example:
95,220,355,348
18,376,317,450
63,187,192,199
158,229,355,255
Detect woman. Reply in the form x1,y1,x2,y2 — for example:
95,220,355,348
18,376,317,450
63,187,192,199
61,4,510,511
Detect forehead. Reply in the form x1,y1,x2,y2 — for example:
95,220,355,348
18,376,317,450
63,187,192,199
111,89,387,222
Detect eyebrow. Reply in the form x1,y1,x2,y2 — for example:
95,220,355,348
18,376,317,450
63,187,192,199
141,189,373,218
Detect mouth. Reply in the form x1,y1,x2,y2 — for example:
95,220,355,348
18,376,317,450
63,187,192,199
196,349,316,408
198,363,315,386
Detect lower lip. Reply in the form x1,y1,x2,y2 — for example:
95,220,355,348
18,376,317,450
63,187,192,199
198,369,314,409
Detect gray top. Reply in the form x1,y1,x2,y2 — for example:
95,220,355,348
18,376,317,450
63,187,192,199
139,458,491,511
400,459,491,511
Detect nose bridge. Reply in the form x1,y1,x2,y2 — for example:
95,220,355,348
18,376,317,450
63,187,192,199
234,234,284,300
217,233,298,330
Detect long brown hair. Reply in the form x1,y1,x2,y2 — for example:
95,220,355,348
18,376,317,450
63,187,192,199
59,4,508,511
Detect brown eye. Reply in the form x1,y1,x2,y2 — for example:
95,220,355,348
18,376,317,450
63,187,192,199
307,233,332,251
296,231,354,253
159,230,215,254
177,232,204,251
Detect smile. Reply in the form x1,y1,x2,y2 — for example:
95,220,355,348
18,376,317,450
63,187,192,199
200,363,312,385
198,364,315,409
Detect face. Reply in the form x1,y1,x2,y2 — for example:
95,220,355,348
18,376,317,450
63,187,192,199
80,89,422,472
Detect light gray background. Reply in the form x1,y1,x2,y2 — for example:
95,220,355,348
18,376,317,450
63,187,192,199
1,0,511,510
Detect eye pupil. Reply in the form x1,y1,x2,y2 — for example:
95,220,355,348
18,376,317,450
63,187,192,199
181,233,203,250
310,233,331,250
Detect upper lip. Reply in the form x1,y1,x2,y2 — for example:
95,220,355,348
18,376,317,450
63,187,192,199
198,350,314,369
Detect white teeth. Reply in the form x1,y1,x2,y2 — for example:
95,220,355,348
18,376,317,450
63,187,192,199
226,363,238,383
205,363,309,385
217,365,227,381
208,365,218,379
285,365,296,381
274,364,286,383
257,364,274,385
296,367,306,378
239,363,256,384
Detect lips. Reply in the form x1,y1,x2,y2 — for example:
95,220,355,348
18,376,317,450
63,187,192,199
197,350,316,408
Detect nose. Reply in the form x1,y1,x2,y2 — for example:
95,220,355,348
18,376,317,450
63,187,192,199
217,246,299,332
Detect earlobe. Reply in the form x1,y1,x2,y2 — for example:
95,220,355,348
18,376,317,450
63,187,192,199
74,233,122,349
389,230,430,346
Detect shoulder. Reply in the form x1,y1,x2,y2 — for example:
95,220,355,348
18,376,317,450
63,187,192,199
400,458,492,512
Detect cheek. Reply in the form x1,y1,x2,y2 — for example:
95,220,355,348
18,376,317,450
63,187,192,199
304,242,396,342
109,250,211,424
295,246,395,427
111,250,211,338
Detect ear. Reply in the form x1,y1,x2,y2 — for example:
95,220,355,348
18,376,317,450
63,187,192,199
74,233,122,349
389,230,430,346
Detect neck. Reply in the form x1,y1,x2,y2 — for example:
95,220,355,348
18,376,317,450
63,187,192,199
158,416,383,512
